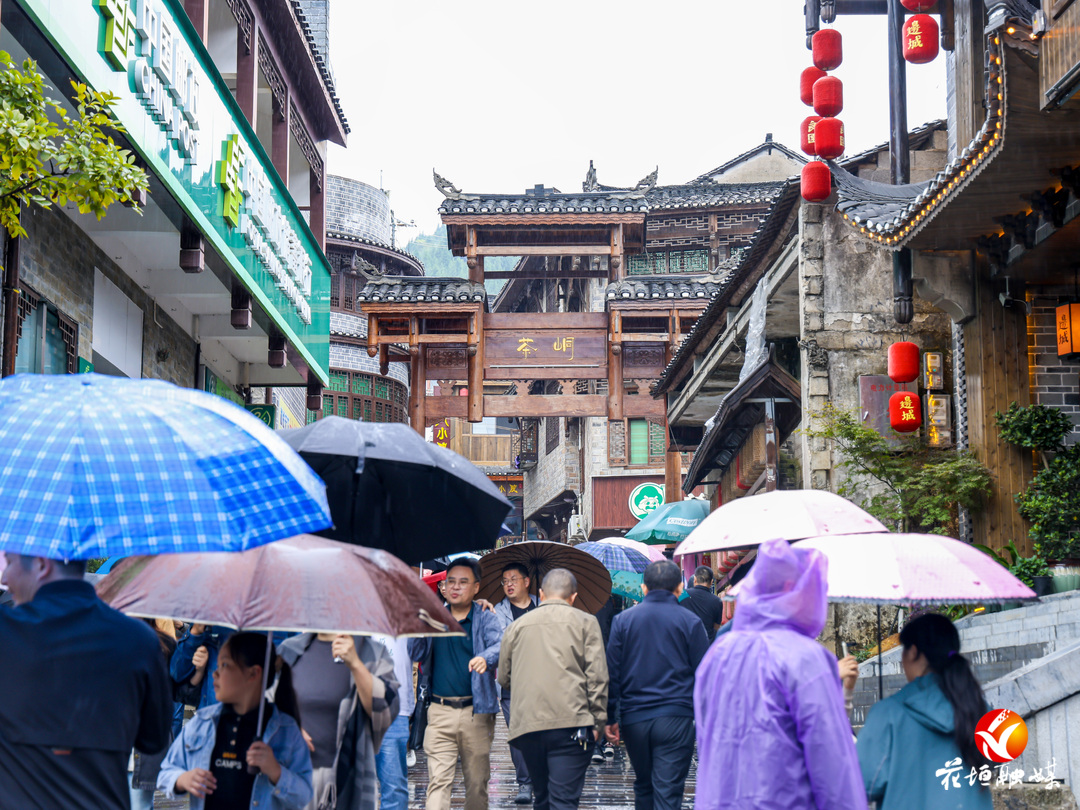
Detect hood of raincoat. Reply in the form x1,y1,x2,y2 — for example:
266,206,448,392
732,537,828,638
900,673,955,734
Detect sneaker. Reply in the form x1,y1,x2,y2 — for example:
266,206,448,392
602,741,615,760
406,749,417,768
590,746,605,764
514,785,533,804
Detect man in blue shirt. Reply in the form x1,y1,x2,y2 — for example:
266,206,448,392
604,560,709,810
409,559,502,810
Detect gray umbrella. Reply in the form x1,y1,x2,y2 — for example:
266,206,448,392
279,417,512,565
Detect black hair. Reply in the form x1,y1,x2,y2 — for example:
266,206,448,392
447,558,482,583
18,555,86,578
501,562,530,580
899,613,989,772
643,560,682,593
694,566,715,585
222,632,302,729
727,556,754,588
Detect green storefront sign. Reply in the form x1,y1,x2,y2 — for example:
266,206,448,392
17,0,329,383
628,482,665,521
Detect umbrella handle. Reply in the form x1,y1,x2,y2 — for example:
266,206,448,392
248,630,274,775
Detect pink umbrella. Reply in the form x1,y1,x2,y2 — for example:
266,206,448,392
675,489,886,556
796,533,1036,604
600,537,666,563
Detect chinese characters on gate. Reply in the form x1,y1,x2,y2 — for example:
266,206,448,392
516,336,576,361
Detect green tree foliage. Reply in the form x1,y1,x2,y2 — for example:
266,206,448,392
807,405,993,534
404,226,514,295
994,402,1073,453
0,52,147,269
1015,445,1080,560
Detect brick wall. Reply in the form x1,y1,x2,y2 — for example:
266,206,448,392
326,176,392,245
6,204,194,387
1027,301,1080,445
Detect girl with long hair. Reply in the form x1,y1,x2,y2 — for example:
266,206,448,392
157,632,314,810
856,612,992,810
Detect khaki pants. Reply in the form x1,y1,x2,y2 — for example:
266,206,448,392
424,701,496,810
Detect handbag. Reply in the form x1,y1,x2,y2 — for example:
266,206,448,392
408,682,429,752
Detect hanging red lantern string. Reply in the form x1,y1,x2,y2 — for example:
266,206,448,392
813,75,843,117
903,14,939,64
801,161,832,202
800,66,827,106
800,116,823,156
901,0,934,10
888,341,920,383
890,391,923,433
812,28,843,71
815,118,844,159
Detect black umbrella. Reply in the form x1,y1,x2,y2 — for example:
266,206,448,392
278,417,512,565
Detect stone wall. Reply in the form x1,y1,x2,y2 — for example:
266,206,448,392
797,202,954,493
326,175,392,245
8,204,194,387
1028,300,1080,445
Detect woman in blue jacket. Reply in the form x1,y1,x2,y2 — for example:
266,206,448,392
158,632,314,810
856,613,993,810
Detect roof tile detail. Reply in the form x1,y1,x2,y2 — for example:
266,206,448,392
356,276,488,306
606,277,722,301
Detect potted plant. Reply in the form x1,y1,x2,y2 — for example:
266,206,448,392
1010,545,1053,596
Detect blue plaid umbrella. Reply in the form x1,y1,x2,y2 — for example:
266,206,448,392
574,541,651,574
0,374,331,560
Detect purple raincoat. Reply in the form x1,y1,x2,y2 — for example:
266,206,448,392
694,538,867,810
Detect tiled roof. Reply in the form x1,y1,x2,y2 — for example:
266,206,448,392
356,276,488,306
605,277,723,302
645,181,788,210
439,190,649,216
290,0,349,135
692,139,807,183
325,230,424,271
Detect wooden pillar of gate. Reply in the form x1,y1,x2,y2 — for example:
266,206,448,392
664,308,683,502
409,316,426,434
467,310,484,422
607,311,623,420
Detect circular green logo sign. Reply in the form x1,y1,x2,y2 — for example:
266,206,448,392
628,483,665,520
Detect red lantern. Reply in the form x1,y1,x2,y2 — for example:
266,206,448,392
813,75,843,117
888,341,920,383
800,66,827,106
815,117,844,159
903,14,939,64
890,390,923,433
800,116,822,156
812,28,843,71
901,0,934,9
801,161,832,202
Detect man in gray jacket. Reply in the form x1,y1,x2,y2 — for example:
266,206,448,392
493,562,538,805
498,569,608,810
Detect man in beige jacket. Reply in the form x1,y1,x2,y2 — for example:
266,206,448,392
497,568,608,810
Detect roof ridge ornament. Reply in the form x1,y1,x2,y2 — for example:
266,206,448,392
583,160,600,192
628,167,659,199
433,170,477,201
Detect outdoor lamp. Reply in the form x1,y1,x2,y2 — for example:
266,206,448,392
812,28,843,71
800,116,823,156
903,14,940,64
813,76,844,117
801,161,832,202
815,118,845,159
889,391,923,433
1055,302,1080,359
800,66,827,106
888,341,920,383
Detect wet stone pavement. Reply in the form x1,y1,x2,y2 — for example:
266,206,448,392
154,720,698,809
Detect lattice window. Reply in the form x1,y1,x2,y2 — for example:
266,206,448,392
608,420,627,466
670,250,709,273
322,394,333,413
648,420,667,461
330,371,348,392
374,378,389,399
546,416,560,454
307,410,318,425
334,396,348,417
330,273,341,308
352,374,372,395
609,419,666,467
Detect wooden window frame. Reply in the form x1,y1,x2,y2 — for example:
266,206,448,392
608,418,666,467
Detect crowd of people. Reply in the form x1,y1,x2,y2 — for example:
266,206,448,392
0,540,995,810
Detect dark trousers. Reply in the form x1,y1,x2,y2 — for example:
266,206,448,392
500,694,531,785
621,716,696,810
511,728,592,810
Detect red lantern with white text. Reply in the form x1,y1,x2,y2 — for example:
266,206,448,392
901,0,934,9
815,117,844,159
903,14,939,64
888,341,920,383
812,28,843,71
801,66,827,106
801,161,832,202
890,391,923,433
801,116,822,155
813,75,843,117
